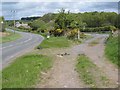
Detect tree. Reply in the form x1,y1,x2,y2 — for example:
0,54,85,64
28,19,46,31
6,20,14,27
117,14,120,28
0,16,5,32
55,8,69,29
41,13,57,23
46,20,55,31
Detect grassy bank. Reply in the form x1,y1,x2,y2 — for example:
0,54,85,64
0,31,21,43
2,54,52,88
8,27,93,49
76,55,111,88
76,55,96,87
105,35,119,67
37,36,76,48
0,72,1,90
88,39,99,46
7,27,29,32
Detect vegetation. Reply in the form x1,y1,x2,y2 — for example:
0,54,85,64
21,16,41,21
0,31,21,43
0,16,5,32
80,26,116,32
8,27,30,32
105,35,119,67
37,36,74,48
89,40,99,46
2,54,53,88
0,72,1,90
21,11,119,29
6,10,118,39
2,8,119,88
76,54,111,88
88,38,101,46
76,55,96,87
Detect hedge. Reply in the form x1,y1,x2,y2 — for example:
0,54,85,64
80,26,116,32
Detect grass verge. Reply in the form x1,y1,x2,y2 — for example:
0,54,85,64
76,54,96,87
0,31,21,43
2,54,52,88
88,38,100,46
37,36,75,48
89,40,99,46
76,54,111,88
105,35,119,67
0,72,1,90
7,27,29,32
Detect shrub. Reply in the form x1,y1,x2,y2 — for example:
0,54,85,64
105,35,119,67
53,29,64,36
67,29,78,39
80,32,86,38
109,26,116,31
18,26,31,32
80,26,116,32
37,28,45,33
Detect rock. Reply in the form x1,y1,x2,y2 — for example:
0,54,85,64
37,46,43,50
57,54,63,57
41,72,47,75
63,85,67,88
64,53,67,55
61,54,64,56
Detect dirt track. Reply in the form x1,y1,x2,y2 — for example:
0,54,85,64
36,34,118,88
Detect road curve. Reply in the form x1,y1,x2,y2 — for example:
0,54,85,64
1,28,44,69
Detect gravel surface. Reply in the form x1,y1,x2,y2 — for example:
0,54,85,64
36,34,118,88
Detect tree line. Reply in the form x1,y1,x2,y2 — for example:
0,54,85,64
25,9,119,37
5,9,120,38
0,16,5,32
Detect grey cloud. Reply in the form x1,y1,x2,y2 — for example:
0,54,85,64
1,2,118,20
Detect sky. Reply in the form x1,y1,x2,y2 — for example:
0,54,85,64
1,0,120,20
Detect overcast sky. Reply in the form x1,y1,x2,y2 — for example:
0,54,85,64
1,0,119,20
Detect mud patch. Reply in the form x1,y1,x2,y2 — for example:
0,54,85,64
0,32,10,37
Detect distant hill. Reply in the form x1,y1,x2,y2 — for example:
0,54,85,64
21,13,57,23
21,16,41,21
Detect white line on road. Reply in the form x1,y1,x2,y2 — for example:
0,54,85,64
0,33,33,50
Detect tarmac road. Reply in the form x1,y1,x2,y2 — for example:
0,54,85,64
1,28,44,69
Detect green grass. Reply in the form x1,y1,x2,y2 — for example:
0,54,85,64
88,38,101,46
76,54,96,87
0,31,21,43
2,54,52,88
89,40,99,46
38,36,74,48
105,35,119,67
8,27,29,32
0,72,1,90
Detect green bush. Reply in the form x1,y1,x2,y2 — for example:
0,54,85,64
18,26,31,32
2,54,52,88
37,28,45,33
67,29,78,39
80,32,86,38
0,16,5,32
38,36,72,48
53,29,64,36
105,35,119,67
80,26,116,32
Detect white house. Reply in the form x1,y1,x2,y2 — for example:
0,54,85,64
15,22,31,29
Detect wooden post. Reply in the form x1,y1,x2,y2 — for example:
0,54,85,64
78,28,80,39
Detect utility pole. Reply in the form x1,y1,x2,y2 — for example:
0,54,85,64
11,10,16,34
76,22,80,40
1,21,4,32
78,28,80,40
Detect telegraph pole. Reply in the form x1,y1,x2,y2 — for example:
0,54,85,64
78,28,80,40
11,10,16,34
76,22,80,40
